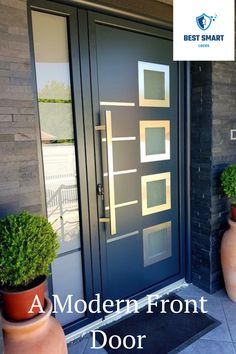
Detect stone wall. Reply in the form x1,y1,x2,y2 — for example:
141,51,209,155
211,62,236,291
191,63,214,292
191,60,236,293
0,0,42,218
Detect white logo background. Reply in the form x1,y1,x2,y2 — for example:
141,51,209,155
174,0,235,61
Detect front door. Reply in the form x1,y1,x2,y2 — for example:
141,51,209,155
89,13,185,301
30,1,186,331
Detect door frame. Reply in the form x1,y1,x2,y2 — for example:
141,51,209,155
28,0,191,334
87,10,191,303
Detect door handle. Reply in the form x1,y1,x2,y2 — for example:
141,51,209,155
105,110,116,235
96,111,116,235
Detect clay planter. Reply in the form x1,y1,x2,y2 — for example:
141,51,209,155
2,297,68,354
1,276,46,321
231,205,236,222
221,219,236,302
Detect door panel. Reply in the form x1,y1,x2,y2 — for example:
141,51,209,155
31,1,186,330
89,14,183,301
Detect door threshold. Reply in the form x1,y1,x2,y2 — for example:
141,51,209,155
66,278,188,343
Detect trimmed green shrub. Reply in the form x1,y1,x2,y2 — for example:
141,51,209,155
0,211,59,288
221,165,236,205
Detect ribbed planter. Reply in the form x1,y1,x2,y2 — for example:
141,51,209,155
2,298,68,354
221,219,236,302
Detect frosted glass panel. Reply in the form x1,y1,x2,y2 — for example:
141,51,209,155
144,70,165,100
146,127,165,155
147,179,166,208
143,222,172,267
51,252,84,325
141,173,171,215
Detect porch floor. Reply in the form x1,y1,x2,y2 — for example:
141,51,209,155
67,284,236,354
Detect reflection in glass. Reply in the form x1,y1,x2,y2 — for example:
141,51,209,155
32,11,80,255
140,121,170,162
138,61,170,107
141,173,171,215
143,222,172,267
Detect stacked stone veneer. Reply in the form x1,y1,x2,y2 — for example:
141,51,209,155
191,62,236,293
0,0,42,218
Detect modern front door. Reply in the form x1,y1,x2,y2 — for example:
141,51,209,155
89,13,185,302
30,0,186,331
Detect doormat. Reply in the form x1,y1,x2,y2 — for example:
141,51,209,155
95,293,220,354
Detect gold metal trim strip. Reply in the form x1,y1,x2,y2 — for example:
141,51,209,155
103,169,137,177
100,102,135,107
102,137,136,142
105,110,116,235
107,230,139,243
115,200,138,209
105,200,138,211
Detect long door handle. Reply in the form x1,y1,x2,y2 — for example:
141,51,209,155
105,110,116,235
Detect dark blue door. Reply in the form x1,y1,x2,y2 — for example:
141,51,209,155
89,13,185,301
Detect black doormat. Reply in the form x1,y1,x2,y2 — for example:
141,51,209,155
95,293,220,354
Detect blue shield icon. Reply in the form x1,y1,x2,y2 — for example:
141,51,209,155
196,13,212,31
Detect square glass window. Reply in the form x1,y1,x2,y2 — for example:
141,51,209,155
147,179,166,208
140,120,170,162
144,70,165,100
138,61,170,107
143,222,172,267
141,172,171,216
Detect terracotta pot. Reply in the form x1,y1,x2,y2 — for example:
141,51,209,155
1,276,46,321
2,297,68,354
221,219,236,302
231,205,236,222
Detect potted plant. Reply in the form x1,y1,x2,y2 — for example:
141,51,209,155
0,211,59,321
220,165,236,302
221,164,236,221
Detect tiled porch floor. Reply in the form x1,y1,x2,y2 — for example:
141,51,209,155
68,284,236,354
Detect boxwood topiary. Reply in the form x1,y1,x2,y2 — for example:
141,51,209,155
221,165,236,205
0,211,59,289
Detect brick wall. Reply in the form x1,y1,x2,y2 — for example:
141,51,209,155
0,0,42,218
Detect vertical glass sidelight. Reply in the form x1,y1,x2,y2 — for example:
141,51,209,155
31,11,84,325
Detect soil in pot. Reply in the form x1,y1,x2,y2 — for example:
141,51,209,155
0,276,46,322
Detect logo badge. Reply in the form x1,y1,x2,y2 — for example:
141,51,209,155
196,13,212,31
